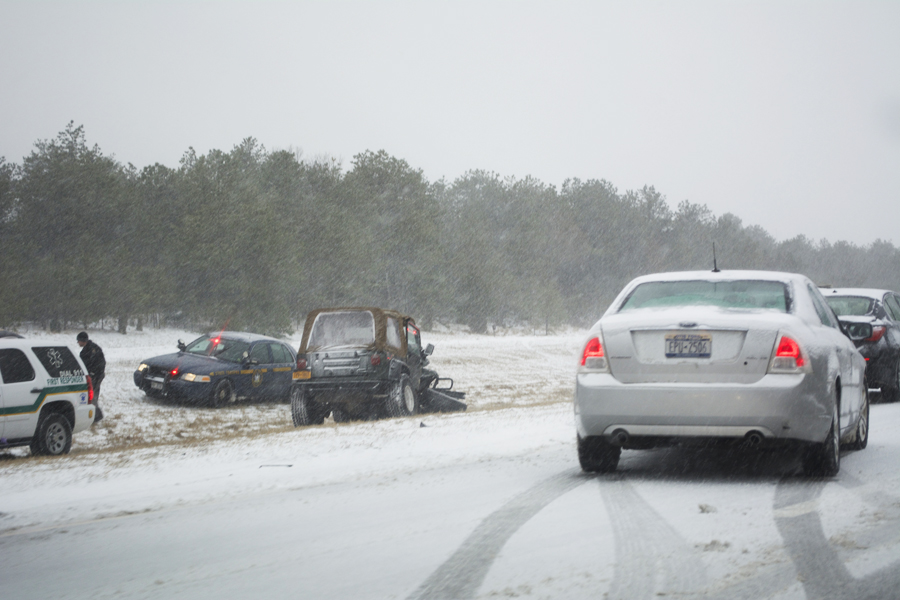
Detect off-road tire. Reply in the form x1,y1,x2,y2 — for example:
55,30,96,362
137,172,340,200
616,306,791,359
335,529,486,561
386,374,417,418
31,413,73,456
803,396,840,476
211,379,235,408
332,406,351,423
291,386,324,426
577,434,620,473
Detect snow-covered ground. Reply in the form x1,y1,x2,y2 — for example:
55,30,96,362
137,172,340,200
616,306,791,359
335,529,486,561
2,328,899,599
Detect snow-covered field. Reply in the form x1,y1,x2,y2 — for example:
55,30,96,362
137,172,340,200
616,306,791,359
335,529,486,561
2,328,900,599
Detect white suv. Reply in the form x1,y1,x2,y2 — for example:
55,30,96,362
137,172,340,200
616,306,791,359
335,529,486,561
0,338,96,455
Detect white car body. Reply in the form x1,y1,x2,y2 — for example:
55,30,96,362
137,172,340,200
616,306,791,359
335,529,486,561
575,270,869,475
0,338,95,454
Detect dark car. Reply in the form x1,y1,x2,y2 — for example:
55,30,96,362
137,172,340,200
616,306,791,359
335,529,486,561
289,307,465,426
822,287,900,402
134,332,297,407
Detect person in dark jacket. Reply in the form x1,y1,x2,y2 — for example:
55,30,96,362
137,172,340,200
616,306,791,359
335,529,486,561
77,331,105,423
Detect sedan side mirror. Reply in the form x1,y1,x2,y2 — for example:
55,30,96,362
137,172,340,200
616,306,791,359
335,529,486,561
844,322,873,342
177,339,186,352
424,343,434,357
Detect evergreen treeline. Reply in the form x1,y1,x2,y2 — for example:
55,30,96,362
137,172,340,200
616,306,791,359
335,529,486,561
2,123,898,335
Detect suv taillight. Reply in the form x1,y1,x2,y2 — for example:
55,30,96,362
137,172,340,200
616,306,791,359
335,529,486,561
370,353,382,366
296,356,308,370
86,375,95,404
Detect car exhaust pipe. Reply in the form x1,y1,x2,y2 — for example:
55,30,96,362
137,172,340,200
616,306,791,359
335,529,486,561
743,431,763,447
611,429,629,447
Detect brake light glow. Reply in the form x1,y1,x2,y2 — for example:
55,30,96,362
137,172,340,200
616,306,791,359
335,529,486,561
769,334,810,373
866,326,886,343
170,368,179,378
580,337,609,371
86,375,94,404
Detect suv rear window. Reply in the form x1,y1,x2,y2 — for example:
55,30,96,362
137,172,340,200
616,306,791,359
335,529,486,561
0,348,36,383
620,280,790,312
824,295,875,316
308,311,376,350
31,346,84,378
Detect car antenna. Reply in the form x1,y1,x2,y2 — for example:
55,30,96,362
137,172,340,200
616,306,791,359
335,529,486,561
712,242,720,273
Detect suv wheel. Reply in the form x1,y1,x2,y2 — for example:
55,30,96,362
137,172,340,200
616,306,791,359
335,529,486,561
290,386,324,426
31,413,73,456
387,374,417,418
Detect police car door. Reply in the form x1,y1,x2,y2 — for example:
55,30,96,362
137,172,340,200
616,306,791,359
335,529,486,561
266,342,295,400
245,342,272,399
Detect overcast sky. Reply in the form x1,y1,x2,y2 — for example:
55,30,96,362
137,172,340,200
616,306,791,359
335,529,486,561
2,1,898,246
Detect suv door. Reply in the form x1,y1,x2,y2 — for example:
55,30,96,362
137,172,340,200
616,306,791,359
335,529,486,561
405,321,425,389
0,348,38,441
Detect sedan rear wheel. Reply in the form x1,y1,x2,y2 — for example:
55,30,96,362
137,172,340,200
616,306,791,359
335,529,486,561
803,397,840,477
577,435,620,473
849,387,869,451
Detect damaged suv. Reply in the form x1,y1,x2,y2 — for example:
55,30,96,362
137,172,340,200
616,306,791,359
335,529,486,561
290,307,465,426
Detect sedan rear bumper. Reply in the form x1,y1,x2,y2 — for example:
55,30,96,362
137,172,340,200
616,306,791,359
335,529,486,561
575,372,831,445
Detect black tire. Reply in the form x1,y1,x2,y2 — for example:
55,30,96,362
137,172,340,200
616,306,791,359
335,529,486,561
803,395,840,476
332,406,351,423
31,413,73,456
849,387,869,451
210,379,235,408
386,374,417,418
577,434,620,473
290,386,324,426
882,358,900,403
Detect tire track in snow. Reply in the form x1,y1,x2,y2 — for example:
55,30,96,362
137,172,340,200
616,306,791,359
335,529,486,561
406,470,586,600
773,475,900,600
599,476,707,599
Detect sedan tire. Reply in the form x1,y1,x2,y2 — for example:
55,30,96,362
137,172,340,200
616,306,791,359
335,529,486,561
577,434,620,473
211,379,235,408
802,397,840,477
849,389,869,451
883,358,900,403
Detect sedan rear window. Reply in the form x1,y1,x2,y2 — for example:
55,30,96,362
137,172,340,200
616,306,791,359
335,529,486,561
620,280,790,312
824,296,874,316
308,311,376,350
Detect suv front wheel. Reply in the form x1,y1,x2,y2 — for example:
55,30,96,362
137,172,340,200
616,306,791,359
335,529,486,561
387,374,418,418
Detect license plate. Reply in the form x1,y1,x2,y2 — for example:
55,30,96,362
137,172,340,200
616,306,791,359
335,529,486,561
150,381,164,390
293,371,311,380
665,333,711,358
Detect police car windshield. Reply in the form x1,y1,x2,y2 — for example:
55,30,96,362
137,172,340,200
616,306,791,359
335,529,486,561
185,336,251,363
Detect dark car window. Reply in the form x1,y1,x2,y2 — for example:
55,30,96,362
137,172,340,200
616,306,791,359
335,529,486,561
808,285,838,329
308,311,376,350
0,348,36,383
386,317,402,349
620,280,789,312
31,346,83,378
249,343,271,364
407,323,421,354
270,343,292,363
214,339,251,363
884,295,900,321
824,295,875,317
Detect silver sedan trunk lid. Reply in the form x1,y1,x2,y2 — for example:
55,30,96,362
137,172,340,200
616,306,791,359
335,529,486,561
601,307,794,384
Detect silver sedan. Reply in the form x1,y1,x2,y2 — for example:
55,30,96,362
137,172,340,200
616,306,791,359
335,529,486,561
575,270,870,476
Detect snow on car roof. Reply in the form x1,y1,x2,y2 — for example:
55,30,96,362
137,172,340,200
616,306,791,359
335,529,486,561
819,288,894,299
207,331,281,343
626,269,804,286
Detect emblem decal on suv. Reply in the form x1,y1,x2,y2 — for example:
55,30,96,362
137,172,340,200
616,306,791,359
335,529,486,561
47,348,65,368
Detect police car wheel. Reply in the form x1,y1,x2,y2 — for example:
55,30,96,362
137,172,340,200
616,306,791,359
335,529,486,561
33,413,73,456
211,379,235,407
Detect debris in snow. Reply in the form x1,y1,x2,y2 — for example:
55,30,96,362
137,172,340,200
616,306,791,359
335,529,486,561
699,503,717,513
701,540,731,552
259,464,293,468
420,422,428,428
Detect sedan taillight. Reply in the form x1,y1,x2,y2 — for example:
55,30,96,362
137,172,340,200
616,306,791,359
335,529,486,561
865,326,886,343
768,334,811,373
580,337,609,372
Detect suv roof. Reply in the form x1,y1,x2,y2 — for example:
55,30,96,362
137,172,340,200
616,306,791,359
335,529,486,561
299,307,414,354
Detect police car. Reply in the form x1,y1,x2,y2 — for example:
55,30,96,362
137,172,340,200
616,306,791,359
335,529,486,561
0,337,96,455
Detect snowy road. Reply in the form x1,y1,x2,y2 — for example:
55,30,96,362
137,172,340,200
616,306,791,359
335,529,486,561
2,329,900,599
